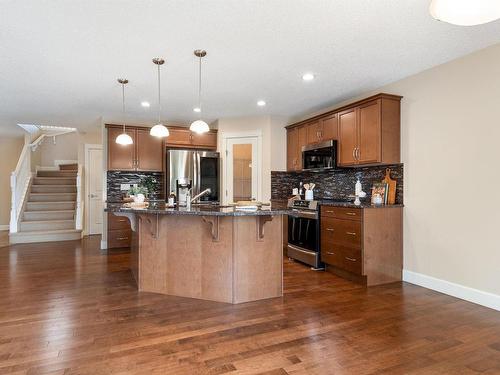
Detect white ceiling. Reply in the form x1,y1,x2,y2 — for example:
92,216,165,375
1,0,500,137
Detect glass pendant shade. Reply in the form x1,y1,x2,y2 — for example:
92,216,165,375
150,123,170,137
190,120,209,134
116,132,133,145
430,0,500,26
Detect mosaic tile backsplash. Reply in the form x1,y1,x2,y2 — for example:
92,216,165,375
271,164,403,204
107,171,164,202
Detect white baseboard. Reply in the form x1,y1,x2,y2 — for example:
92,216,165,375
403,270,500,311
100,240,107,250
0,225,9,231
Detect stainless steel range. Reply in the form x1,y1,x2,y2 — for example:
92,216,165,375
287,199,323,270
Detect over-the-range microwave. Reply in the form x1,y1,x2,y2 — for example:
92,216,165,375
302,140,337,171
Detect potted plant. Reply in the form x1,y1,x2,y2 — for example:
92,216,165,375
128,185,148,203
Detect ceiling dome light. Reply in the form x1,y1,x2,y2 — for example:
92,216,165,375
257,100,266,107
141,101,150,108
190,120,210,134
190,50,210,134
302,73,315,81
150,58,169,138
150,123,170,137
430,0,500,26
115,78,133,146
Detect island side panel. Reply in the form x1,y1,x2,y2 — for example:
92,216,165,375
232,215,283,304
137,214,234,303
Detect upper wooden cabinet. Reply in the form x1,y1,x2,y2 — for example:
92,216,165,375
107,125,164,172
286,93,401,170
286,125,308,171
166,127,218,149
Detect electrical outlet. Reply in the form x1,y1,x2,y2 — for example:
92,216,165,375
120,184,131,191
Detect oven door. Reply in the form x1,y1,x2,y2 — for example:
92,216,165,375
302,140,336,171
287,213,317,252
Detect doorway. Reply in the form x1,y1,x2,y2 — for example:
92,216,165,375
85,144,103,235
223,133,262,204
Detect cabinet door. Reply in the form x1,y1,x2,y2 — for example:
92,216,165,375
306,121,321,144
191,131,217,149
358,100,381,164
297,126,308,170
136,129,164,171
338,108,358,166
166,128,192,147
108,127,136,171
320,114,338,141
286,128,299,171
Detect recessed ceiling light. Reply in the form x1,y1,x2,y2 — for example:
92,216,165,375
193,107,201,113
141,101,150,108
257,100,266,107
302,73,315,81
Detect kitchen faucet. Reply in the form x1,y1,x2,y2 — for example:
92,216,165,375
190,188,212,203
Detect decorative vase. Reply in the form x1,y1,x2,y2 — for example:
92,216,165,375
134,194,145,203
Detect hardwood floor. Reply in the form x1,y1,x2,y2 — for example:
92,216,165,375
0,236,499,374
0,231,8,248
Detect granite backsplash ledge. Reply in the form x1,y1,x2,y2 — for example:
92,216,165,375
271,164,403,204
107,171,164,202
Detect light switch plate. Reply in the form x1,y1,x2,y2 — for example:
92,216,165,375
120,184,131,191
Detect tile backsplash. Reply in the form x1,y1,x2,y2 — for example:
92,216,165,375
271,164,403,204
107,171,164,202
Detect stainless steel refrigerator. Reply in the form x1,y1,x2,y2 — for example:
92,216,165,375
166,149,220,204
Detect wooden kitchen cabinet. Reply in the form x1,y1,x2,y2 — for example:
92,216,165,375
286,125,307,171
286,93,401,168
165,127,218,149
107,125,164,172
320,205,402,286
108,213,132,249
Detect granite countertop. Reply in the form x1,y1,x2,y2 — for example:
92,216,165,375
271,198,404,209
105,202,290,217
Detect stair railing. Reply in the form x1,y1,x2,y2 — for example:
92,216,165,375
10,143,33,233
75,164,83,231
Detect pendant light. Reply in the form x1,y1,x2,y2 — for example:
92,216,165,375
190,50,210,134
150,58,170,138
430,0,500,26
115,78,133,145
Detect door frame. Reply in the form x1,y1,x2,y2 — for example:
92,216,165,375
84,143,104,236
220,130,263,205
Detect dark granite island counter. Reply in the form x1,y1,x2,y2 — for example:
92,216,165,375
105,203,289,304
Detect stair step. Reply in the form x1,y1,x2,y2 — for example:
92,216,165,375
23,210,75,221
59,164,78,171
29,193,76,202
37,170,77,178
9,229,81,244
20,219,74,231
26,201,76,211
34,177,76,185
31,185,77,193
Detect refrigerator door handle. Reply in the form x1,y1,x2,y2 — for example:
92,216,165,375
196,152,201,197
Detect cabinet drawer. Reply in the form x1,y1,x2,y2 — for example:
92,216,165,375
321,217,362,249
108,213,131,230
321,245,362,275
108,229,132,248
321,206,362,221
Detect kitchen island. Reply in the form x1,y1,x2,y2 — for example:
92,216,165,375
105,203,289,304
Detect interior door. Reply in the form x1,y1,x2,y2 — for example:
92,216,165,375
338,108,358,166
88,147,103,235
225,137,259,204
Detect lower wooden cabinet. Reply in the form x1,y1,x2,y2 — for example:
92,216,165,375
320,206,402,286
108,213,131,249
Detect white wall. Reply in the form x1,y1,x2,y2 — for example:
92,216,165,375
291,43,500,304
39,132,78,166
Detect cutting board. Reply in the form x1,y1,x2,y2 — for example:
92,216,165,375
382,168,397,205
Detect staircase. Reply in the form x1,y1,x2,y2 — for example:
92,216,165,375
10,165,82,244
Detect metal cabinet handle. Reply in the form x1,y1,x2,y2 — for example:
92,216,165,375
346,231,357,236
116,237,129,240
326,251,335,255
356,147,360,160
325,210,335,213
346,212,356,216
326,228,334,232
352,148,356,160
345,256,357,262
118,219,126,222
